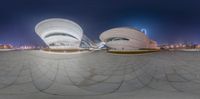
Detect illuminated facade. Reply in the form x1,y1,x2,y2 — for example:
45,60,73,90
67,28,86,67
149,40,158,49
100,27,158,50
0,44,13,49
35,18,83,49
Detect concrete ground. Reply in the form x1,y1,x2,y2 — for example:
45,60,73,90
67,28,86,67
0,50,200,99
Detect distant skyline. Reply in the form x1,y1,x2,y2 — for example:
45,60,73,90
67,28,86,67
0,0,200,46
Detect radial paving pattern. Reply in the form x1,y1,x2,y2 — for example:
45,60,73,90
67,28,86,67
0,51,200,97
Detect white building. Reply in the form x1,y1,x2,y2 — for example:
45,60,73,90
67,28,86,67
100,27,158,50
35,18,83,49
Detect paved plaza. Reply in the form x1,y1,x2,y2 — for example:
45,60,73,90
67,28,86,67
0,50,200,99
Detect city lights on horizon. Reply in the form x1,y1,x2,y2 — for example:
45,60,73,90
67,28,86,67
0,43,46,50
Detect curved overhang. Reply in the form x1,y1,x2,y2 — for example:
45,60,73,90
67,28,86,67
35,18,83,41
100,27,151,50
100,27,148,42
35,18,83,49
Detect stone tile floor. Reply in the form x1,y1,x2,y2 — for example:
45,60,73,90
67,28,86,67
0,50,200,99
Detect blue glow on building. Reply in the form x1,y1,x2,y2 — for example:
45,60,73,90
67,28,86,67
141,28,147,35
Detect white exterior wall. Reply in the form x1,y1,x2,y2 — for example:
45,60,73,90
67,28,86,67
100,27,151,50
35,18,83,49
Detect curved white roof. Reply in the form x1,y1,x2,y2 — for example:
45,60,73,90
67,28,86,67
35,18,83,40
35,18,83,49
100,27,147,42
100,27,150,50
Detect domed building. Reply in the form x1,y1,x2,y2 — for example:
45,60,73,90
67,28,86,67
35,18,83,50
100,27,158,50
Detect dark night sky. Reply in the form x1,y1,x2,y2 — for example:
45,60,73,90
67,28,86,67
0,0,200,46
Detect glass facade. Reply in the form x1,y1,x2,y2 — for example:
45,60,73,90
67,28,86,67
44,32,78,40
106,37,129,42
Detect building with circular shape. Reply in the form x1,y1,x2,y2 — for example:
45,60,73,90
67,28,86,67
35,18,83,49
100,27,157,50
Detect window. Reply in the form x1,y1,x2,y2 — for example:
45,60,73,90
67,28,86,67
45,33,78,40
106,37,129,42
